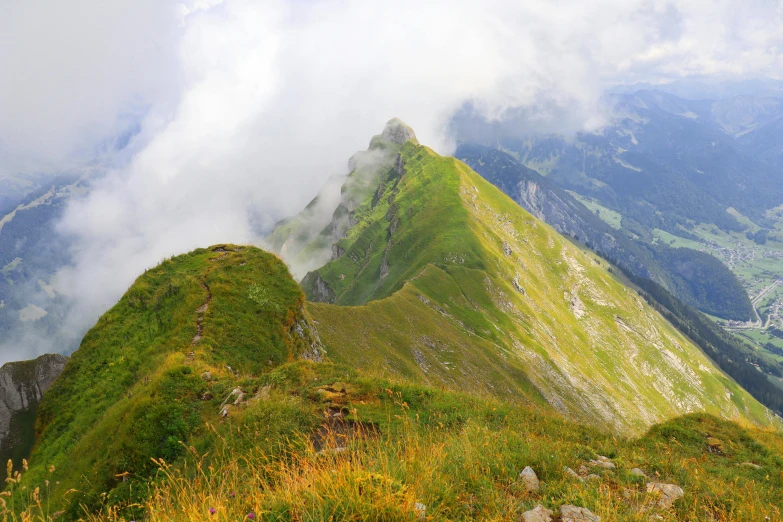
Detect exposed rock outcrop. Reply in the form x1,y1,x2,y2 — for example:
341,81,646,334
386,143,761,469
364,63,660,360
521,505,553,522
646,482,684,509
588,455,616,469
381,118,417,145
303,273,336,304
519,466,540,492
0,353,67,472
291,314,325,362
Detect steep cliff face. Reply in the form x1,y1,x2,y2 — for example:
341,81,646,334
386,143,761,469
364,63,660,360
0,353,67,476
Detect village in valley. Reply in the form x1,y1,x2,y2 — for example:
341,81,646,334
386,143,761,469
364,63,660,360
645,207,783,389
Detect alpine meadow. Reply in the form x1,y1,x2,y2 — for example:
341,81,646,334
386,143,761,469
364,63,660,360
2,2,783,522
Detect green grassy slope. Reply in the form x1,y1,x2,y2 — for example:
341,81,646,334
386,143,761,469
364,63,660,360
13,359,783,521
283,135,775,435
11,120,781,519
102,362,783,521
19,246,322,517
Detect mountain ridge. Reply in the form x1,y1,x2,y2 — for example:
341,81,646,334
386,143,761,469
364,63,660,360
270,119,775,435
3,119,781,520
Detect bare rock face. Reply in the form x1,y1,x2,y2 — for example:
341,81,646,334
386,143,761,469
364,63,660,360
0,354,67,430
381,118,417,145
0,354,68,467
304,273,336,303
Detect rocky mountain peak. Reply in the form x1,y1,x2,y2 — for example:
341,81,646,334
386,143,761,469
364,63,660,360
381,118,417,145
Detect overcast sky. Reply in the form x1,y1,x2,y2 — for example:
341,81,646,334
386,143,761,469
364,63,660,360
1,0,782,358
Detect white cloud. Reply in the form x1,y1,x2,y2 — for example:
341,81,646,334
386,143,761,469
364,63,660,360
0,1,187,172
1,0,782,358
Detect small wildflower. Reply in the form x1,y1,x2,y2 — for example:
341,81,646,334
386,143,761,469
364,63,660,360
209,507,217,515
229,491,236,498
247,512,255,519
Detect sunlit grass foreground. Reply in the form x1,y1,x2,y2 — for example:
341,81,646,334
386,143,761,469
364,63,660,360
5,387,783,521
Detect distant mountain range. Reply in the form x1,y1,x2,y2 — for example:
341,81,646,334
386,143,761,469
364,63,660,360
0,170,94,362
450,89,783,322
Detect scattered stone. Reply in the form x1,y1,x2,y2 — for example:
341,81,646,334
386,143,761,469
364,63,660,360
648,515,664,521
588,458,615,470
220,405,232,418
200,391,213,401
565,467,585,482
740,462,762,470
586,474,600,481
502,242,513,256
630,468,646,477
559,504,600,522
646,482,684,509
519,466,540,492
577,465,590,476
520,504,553,522
201,371,212,381
413,502,426,520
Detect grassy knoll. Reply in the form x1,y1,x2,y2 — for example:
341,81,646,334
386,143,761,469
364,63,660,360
16,246,320,519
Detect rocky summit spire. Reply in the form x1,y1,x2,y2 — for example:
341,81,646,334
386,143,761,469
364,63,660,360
380,118,417,145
